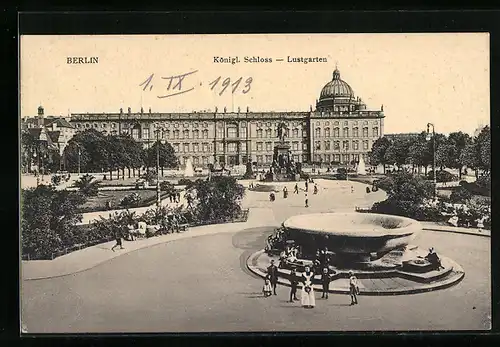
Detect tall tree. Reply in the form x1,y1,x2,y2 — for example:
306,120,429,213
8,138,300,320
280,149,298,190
447,131,471,178
407,134,431,174
146,141,178,176
369,137,392,173
384,137,412,170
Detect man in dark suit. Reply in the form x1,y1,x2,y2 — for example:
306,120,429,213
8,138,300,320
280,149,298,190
267,259,279,295
321,267,333,299
289,268,299,302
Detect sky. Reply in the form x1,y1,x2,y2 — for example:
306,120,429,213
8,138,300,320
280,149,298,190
20,33,490,135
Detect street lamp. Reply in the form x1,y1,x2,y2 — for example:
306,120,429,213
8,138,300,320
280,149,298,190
77,146,81,177
426,123,437,199
154,124,165,209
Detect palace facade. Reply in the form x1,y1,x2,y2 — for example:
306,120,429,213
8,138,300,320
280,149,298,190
69,68,385,167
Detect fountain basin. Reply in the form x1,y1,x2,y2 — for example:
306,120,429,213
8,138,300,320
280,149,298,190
282,212,421,256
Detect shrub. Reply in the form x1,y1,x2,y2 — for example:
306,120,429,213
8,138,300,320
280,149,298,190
426,170,458,183
160,181,176,194
449,187,473,204
476,173,491,191
51,175,62,186
74,174,100,196
178,178,194,187
373,176,394,192
120,192,141,207
141,170,156,185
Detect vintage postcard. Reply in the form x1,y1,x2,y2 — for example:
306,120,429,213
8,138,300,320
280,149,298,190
20,33,491,333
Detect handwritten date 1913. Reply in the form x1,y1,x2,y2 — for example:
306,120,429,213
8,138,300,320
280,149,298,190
139,71,253,99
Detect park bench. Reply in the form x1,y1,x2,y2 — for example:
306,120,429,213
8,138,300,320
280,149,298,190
178,223,189,232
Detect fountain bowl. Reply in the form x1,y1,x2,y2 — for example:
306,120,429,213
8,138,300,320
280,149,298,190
282,212,421,256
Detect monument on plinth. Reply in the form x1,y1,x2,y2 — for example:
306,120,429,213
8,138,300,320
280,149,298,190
263,121,301,182
184,158,194,177
356,155,367,175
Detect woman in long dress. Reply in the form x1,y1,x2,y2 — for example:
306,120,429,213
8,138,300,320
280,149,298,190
301,266,316,308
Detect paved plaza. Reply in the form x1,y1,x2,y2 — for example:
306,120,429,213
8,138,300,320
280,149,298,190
21,180,491,332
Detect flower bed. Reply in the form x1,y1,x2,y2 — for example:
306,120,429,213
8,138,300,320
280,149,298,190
77,190,172,213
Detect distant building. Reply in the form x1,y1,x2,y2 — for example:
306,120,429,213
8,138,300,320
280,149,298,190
383,133,420,142
69,68,385,167
21,106,76,172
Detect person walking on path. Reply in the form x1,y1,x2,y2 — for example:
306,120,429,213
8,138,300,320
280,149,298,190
263,275,272,297
305,181,309,192
313,183,318,195
294,183,299,194
305,193,309,208
301,266,316,308
351,186,354,194
267,259,279,295
349,271,360,305
283,186,288,199
289,268,299,302
321,267,333,299
176,191,181,203
111,229,125,252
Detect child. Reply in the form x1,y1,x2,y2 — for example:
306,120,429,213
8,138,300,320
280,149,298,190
349,271,359,305
263,276,272,297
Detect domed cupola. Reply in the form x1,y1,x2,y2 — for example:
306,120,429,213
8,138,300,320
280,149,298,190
319,68,355,100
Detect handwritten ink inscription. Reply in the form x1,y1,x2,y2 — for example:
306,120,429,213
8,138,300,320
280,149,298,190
139,71,252,99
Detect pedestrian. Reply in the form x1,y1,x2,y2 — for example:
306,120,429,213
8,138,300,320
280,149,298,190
349,271,359,305
169,194,173,203
263,275,272,297
267,259,279,295
269,192,275,202
305,193,309,208
289,268,299,302
294,183,299,194
305,181,309,192
301,266,316,308
176,191,181,203
321,267,332,299
313,183,318,195
351,186,354,193
111,229,124,252
283,186,288,199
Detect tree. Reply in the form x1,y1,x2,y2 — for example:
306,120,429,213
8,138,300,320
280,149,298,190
63,129,109,173
120,135,145,178
369,137,392,173
384,137,412,170
187,176,245,222
21,130,36,173
146,141,178,176
447,131,471,178
476,126,490,173
21,185,86,259
407,134,431,174
435,138,456,170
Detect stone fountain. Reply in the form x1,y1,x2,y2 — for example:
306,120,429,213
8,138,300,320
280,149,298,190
357,155,367,175
184,158,194,178
247,212,465,295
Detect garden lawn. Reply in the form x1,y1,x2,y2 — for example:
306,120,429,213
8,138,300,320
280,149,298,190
78,190,162,212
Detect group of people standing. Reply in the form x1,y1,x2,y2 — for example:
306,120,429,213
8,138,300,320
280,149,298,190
263,259,360,308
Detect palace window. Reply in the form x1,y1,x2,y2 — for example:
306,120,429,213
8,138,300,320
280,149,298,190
241,142,247,152
203,122,208,128
240,128,247,138
324,127,330,137
193,122,199,128
173,130,180,139
183,130,190,139
292,142,299,151
227,143,237,152
193,143,199,153
193,157,199,165
302,154,309,162
302,129,307,137
353,127,359,137
267,122,271,127
142,128,150,139
325,121,330,126
257,129,263,138
334,154,340,162
363,140,369,150
315,127,321,137
316,121,320,126
183,123,189,128
343,127,349,137
363,121,368,125
315,154,321,162
266,129,272,138
218,143,224,152
257,142,263,151
363,127,369,137
333,128,340,137
183,143,190,152
193,129,200,139
325,154,331,163
132,128,140,139
217,128,224,139
111,123,116,129
257,155,263,164
173,143,180,152
353,140,359,150
266,142,272,151
227,126,237,138
202,143,209,152
373,127,379,137
202,156,208,165
265,155,272,163
302,142,308,150
342,140,349,150
333,141,340,151
315,141,321,150
293,155,299,162
163,130,170,139
324,141,331,150
292,129,299,138
202,129,209,139
102,123,106,128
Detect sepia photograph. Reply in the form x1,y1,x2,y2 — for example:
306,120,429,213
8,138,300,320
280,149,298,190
19,33,491,333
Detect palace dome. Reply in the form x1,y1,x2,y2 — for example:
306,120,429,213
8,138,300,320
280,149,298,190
319,68,355,100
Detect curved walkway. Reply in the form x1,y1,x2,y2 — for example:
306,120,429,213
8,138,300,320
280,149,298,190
21,179,489,281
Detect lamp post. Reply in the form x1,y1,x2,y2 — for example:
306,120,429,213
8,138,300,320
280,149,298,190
77,146,81,177
154,124,165,209
426,123,437,199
